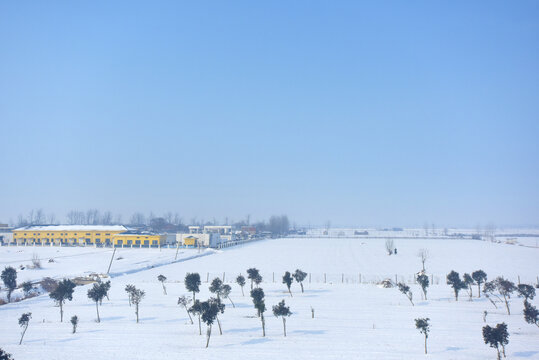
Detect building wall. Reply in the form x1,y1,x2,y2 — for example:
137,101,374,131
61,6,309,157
111,234,165,247
176,233,221,247
13,229,125,246
0,232,14,244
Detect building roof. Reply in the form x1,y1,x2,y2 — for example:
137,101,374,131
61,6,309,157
14,225,128,232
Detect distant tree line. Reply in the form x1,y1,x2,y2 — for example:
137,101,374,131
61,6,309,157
12,209,291,236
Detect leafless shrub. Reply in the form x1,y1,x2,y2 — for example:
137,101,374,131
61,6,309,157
31,254,42,269
41,277,59,292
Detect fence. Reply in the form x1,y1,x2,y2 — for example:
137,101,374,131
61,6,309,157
141,271,539,286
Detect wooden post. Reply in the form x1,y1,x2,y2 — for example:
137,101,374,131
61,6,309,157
107,248,116,275
175,240,181,260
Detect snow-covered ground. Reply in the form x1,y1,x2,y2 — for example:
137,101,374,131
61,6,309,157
1,236,538,359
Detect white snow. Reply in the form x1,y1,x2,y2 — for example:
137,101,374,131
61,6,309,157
0,236,538,359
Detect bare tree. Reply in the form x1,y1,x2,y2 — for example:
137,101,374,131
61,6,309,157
385,239,394,255
417,249,429,271
130,212,146,226
48,213,57,224
101,211,113,225
34,209,46,224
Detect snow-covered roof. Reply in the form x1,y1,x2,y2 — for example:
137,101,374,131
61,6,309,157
14,225,128,232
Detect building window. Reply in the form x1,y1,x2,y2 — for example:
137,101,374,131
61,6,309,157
152,240,158,245
127,240,132,245
135,240,141,245
144,240,149,245
117,240,123,245
95,238,101,243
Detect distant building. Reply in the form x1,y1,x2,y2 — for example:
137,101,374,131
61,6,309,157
0,224,14,245
111,231,165,248
176,232,222,247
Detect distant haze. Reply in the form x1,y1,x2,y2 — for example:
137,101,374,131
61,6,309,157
1,1,538,227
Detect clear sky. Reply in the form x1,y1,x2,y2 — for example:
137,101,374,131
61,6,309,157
1,1,538,228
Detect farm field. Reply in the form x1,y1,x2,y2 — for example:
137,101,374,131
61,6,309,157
1,237,538,360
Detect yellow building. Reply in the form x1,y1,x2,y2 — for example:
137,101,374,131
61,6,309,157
112,232,166,248
13,225,128,246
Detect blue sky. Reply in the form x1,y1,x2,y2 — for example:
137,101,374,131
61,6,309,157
1,1,538,227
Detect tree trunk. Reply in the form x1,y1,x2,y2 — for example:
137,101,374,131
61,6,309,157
261,313,266,337
283,317,287,337
19,325,28,345
503,295,510,315
193,291,196,302
217,316,222,335
251,280,253,290
455,289,459,301
300,282,304,293
502,345,506,358
96,301,100,323
8,289,13,303
496,347,501,360
206,325,212,348
198,314,202,335
228,297,235,308
408,294,414,306
288,287,293,297
424,335,427,354
162,283,167,295
241,286,244,296
311,308,315,318
72,324,77,334
186,309,193,324
136,303,139,323
477,282,481,298
60,302,64,322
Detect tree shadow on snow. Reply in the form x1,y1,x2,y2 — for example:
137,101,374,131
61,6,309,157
446,346,462,351
514,351,539,358
99,316,125,321
227,327,261,333
241,338,272,346
138,317,157,321
291,329,325,335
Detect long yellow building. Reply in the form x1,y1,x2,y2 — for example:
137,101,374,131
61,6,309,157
12,225,165,248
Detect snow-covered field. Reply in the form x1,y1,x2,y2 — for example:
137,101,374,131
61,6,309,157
1,237,538,359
